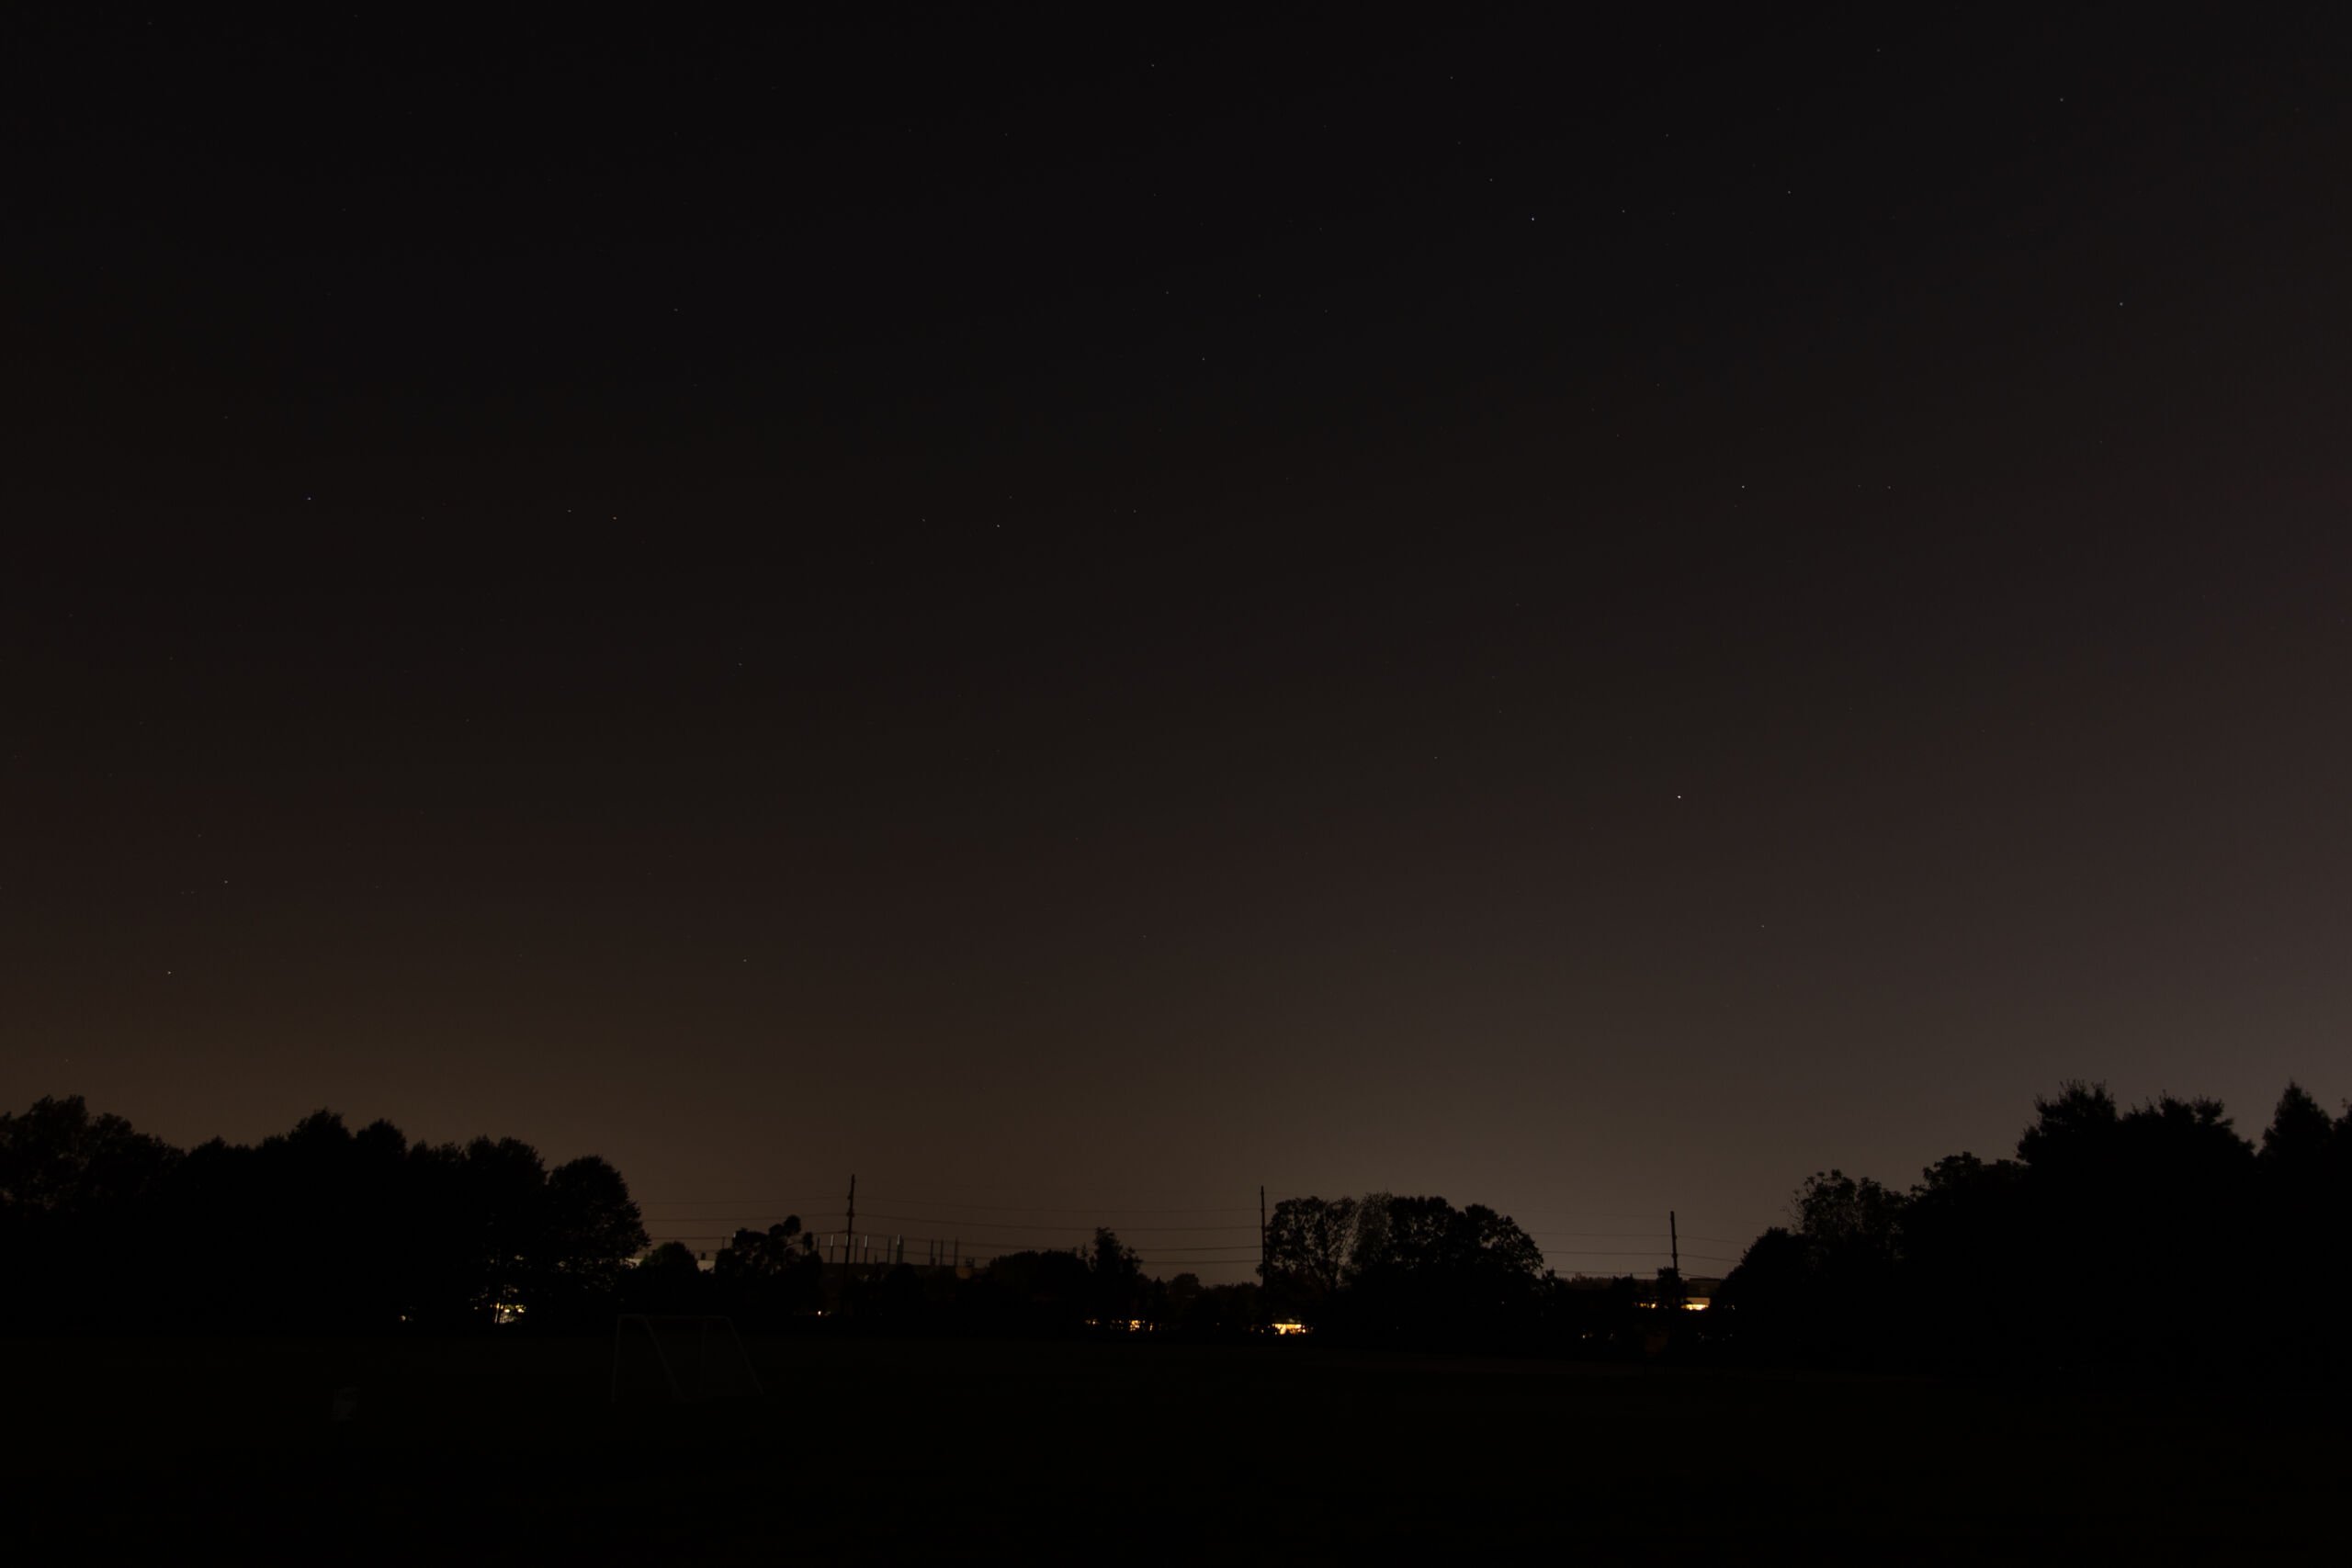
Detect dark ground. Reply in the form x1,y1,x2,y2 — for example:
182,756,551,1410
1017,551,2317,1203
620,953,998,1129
5,1333,2339,1562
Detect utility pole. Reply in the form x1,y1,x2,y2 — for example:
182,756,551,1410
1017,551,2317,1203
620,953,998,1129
1665,1210,1683,1312
844,1174,857,1285
1259,1186,1268,1282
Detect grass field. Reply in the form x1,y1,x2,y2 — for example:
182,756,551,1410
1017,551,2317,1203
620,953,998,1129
8,1332,2340,1562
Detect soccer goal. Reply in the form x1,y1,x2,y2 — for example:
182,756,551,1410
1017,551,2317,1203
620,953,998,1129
610,1314,765,1403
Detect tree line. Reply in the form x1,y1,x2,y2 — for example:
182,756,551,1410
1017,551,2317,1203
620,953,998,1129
0,1096,1585,1345
1257,1192,1556,1344
0,1098,649,1332
8,1080,2346,1379
629,1224,1273,1337
1713,1080,2352,1378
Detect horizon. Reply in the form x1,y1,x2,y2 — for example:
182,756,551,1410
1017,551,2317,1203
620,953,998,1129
6,15,2346,1285
14,1072,2332,1284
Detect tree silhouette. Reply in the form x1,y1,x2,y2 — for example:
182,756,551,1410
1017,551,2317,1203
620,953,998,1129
1318,1193,1548,1345
0,1096,177,1327
1086,1227,1148,1324
8,1079,2349,1371
716,1217,820,1325
0,1095,177,1217
976,1247,1092,1333
1792,1169,1905,1260
2259,1081,2333,1185
2016,1079,2121,1177
1262,1195,1359,1318
630,1240,711,1314
4,1096,652,1333
1716,1080,2327,1374
1716,1226,1815,1357
534,1156,650,1325
1899,1151,2028,1370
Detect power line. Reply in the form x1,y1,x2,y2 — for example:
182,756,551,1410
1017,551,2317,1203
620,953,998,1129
643,1213,1757,1242
649,1235,1261,1258
639,1199,1774,1247
639,1203,842,1213
855,1212,1257,1234
870,1195,1261,1214
644,1241,1731,1279
643,1194,1259,1214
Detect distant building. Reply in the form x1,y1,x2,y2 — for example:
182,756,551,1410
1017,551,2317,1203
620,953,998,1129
1634,1272,1720,1312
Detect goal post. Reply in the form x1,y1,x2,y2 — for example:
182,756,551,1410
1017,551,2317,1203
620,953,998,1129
610,1314,765,1403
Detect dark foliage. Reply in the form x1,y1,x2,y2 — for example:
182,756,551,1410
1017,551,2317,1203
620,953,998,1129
15,1078,2346,1381
857,1228,1157,1337
1263,1191,1553,1348
0,1097,647,1333
626,1241,713,1315
1717,1079,2352,1378
712,1218,822,1327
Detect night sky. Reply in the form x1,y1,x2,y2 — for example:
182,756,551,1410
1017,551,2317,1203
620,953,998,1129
7,12,2348,1275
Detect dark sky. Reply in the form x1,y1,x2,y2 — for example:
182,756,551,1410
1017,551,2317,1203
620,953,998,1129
6,10,2348,1275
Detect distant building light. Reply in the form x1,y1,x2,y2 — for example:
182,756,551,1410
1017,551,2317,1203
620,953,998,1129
1270,1320,1310,1337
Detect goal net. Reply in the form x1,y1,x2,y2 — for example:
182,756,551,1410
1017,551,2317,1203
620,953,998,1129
610,1314,765,1403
